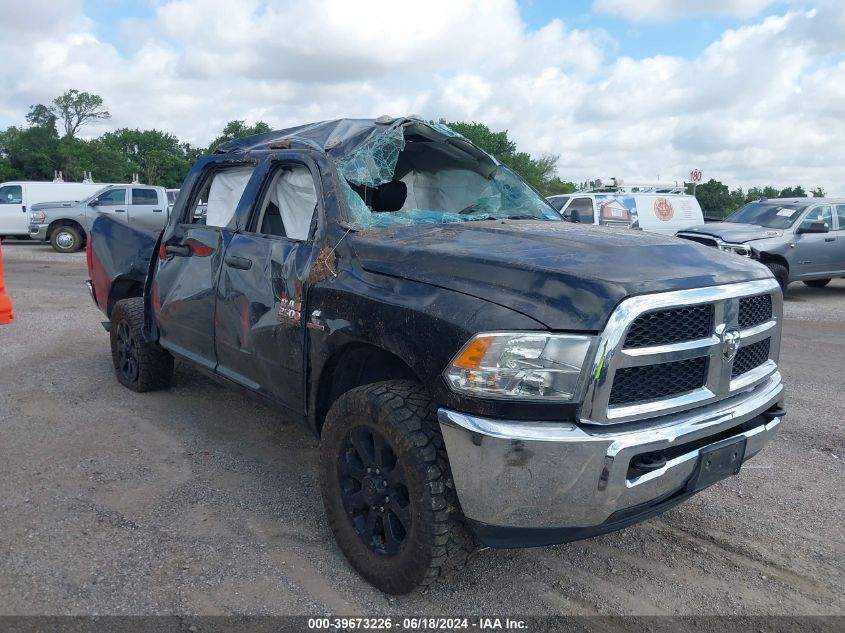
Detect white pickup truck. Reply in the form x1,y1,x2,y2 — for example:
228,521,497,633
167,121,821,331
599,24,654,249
28,184,169,252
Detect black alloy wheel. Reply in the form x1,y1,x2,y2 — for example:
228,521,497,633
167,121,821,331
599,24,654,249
116,319,140,383
339,426,412,556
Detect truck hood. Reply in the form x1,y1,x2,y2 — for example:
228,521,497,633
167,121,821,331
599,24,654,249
679,222,784,243
351,221,771,331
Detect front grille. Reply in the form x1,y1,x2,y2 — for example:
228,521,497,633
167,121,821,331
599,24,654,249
624,304,713,348
738,295,772,329
609,356,708,406
732,338,771,378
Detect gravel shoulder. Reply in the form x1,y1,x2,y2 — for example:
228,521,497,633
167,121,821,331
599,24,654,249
0,241,842,616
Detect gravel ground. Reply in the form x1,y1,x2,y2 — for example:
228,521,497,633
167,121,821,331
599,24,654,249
0,240,842,616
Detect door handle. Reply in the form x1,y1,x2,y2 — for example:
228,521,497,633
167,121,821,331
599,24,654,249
165,243,191,257
153,209,163,212
114,209,125,212
225,255,253,270
22,206,26,212
825,237,835,242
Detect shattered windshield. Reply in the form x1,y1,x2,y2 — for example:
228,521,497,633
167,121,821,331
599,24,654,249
725,202,806,229
334,123,560,229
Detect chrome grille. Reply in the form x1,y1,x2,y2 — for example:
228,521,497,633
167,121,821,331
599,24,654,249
738,295,772,329
732,338,771,378
624,305,713,348
609,357,708,405
581,279,783,425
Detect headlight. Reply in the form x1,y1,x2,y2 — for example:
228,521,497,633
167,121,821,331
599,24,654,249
444,332,594,401
719,243,751,257
31,211,46,223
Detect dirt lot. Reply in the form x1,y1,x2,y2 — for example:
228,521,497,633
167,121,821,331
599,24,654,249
0,240,842,616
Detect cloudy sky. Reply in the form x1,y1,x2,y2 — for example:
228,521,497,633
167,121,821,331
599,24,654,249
1,0,843,193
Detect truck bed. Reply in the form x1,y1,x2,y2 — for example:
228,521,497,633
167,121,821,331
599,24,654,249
87,214,159,317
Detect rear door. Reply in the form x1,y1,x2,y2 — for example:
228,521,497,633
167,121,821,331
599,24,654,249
152,160,257,369
129,187,167,233
0,184,25,234
213,154,322,414
792,205,837,277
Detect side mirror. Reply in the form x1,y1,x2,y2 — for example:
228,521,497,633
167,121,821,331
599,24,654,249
89,199,100,207
796,221,829,235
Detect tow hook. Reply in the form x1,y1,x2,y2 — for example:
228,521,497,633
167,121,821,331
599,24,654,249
630,451,667,474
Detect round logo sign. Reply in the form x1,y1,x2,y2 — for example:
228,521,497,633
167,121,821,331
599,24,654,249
654,197,674,221
720,327,742,362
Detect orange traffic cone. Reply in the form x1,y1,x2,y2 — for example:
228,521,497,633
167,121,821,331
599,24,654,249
0,241,13,325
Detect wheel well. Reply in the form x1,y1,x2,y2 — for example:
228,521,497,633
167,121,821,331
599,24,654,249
756,251,789,272
314,344,419,435
47,219,86,242
107,278,144,318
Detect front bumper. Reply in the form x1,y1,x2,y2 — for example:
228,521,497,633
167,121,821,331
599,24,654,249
438,372,784,547
29,224,48,241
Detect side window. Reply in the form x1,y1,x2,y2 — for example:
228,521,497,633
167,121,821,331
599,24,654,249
96,188,126,206
835,205,845,231
0,185,23,204
194,165,255,228
132,188,158,205
254,164,318,240
549,196,569,211
566,197,595,224
799,206,832,230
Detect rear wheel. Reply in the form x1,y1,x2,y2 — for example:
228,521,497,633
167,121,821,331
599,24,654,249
110,298,173,392
765,262,789,293
803,278,831,288
50,225,82,253
319,380,475,594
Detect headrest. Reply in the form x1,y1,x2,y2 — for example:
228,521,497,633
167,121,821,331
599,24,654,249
373,180,407,212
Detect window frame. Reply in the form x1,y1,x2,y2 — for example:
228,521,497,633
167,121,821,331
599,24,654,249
131,188,159,206
0,184,22,204
242,157,323,244
834,204,845,231
96,188,127,206
797,204,833,232
177,161,258,229
564,197,596,224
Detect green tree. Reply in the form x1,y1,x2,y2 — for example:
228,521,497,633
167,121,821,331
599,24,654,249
207,120,272,152
762,186,780,199
26,104,58,131
779,185,806,198
694,179,733,219
51,89,111,138
100,128,192,187
2,124,59,180
439,120,570,195
811,186,825,197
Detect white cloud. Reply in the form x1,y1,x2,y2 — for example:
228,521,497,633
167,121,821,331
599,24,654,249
0,0,844,194
592,0,778,22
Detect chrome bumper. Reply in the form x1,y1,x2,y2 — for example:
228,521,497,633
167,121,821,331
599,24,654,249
29,224,48,241
438,372,783,532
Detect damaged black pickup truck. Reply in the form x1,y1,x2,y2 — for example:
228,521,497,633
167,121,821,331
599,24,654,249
86,117,786,594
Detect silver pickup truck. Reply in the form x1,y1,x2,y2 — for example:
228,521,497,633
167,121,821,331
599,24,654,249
29,184,169,252
677,197,845,291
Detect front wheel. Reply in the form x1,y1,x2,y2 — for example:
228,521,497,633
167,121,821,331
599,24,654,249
110,298,173,392
50,225,82,253
765,262,789,293
804,278,831,288
319,380,475,594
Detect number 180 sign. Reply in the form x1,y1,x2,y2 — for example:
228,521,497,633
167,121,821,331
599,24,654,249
690,169,703,183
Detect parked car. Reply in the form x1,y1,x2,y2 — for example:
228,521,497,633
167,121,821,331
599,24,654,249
0,180,120,241
676,198,845,291
29,184,169,252
548,180,704,236
86,117,785,594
